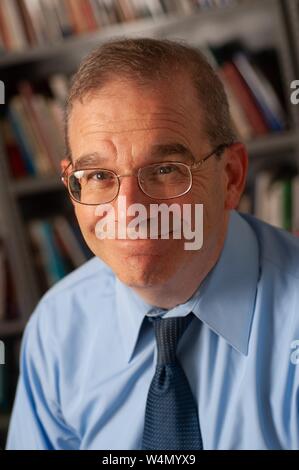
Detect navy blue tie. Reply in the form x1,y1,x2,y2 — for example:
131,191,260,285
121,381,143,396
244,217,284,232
142,314,203,450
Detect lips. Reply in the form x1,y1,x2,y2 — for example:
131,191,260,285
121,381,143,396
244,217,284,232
96,213,187,238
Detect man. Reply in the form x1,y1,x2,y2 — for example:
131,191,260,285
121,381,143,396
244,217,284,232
6,38,299,450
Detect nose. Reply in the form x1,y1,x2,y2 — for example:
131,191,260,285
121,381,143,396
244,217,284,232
113,174,151,227
117,174,148,206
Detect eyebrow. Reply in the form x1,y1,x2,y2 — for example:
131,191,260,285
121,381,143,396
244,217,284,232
150,143,196,162
73,143,195,169
74,153,109,169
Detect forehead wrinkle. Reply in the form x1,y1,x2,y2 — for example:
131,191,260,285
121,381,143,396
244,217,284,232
149,105,199,122
73,142,195,170
79,125,193,149
78,116,190,130
77,118,192,143
74,102,191,122
89,89,198,120
79,125,188,135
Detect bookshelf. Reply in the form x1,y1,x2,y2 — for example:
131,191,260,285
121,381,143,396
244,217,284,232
284,0,299,78
0,0,299,448
0,319,25,338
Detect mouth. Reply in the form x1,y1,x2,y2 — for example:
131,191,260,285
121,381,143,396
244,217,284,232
94,217,182,241
112,230,175,241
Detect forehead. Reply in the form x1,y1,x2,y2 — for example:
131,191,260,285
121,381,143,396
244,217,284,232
68,76,206,159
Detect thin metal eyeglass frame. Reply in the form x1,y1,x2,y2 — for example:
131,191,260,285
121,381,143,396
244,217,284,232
61,143,230,206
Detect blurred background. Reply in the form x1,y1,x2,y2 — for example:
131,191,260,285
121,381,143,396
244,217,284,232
0,0,299,448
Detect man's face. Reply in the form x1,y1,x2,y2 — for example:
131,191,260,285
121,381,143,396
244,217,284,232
67,75,235,289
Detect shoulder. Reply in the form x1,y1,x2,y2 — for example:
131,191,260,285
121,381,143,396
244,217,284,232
239,212,299,281
239,212,299,345
24,256,116,346
43,256,114,299
238,214,299,396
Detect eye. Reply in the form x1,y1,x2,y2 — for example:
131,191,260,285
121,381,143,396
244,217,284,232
156,164,177,175
87,171,113,181
93,171,106,180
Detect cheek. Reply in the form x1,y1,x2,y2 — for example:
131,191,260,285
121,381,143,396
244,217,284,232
189,172,225,230
74,205,97,237
188,171,223,206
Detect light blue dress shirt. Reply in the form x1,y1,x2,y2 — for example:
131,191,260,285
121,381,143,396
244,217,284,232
6,210,299,450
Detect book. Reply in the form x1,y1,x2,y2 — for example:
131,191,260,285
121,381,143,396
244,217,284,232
38,0,64,43
7,98,37,176
16,0,38,46
0,118,27,179
0,1,11,50
28,220,66,287
0,0,253,52
254,171,298,231
53,216,88,268
31,94,64,171
219,62,269,136
210,40,286,139
28,216,90,290
2,0,28,51
52,0,74,38
233,52,285,132
66,0,90,34
0,242,6,321
220,73,254,140
4,78,67,178
292,175,299,234
23,0,48,45
48,74,70,105
16,87,54,175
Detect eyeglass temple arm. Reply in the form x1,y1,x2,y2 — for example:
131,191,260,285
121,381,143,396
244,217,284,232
191,143,230,171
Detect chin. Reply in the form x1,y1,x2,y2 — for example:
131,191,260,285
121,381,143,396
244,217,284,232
116,270,170,289
105,250,178,288
85,236,185,286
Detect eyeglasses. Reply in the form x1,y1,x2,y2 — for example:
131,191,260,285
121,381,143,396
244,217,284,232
61,144,229,206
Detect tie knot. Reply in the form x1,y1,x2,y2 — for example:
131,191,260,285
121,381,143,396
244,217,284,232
150,314,193,365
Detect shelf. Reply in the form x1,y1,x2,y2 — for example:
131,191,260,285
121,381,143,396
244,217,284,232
0,0,273,68
0,12,201,67
247,131,299,158
0,319,26,338
11,174,63,197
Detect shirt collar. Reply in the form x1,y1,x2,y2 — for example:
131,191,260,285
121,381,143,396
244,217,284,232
115,210,260,363
191,210,260,356
115,277,151,364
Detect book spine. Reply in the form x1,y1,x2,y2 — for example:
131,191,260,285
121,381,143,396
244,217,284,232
7,101,37,176
219,62,269,136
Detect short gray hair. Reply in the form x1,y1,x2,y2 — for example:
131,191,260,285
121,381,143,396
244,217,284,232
64,37,237,158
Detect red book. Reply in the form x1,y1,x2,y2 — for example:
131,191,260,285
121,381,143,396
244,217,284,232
80,0,98,31
219,61,269,136
0,119,27,178
0,2,11,50
16,0,37,46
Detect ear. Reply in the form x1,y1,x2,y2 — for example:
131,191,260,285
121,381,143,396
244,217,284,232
60,158,75,207
60,158,71,186
60,157,70,186
223,142,248,210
